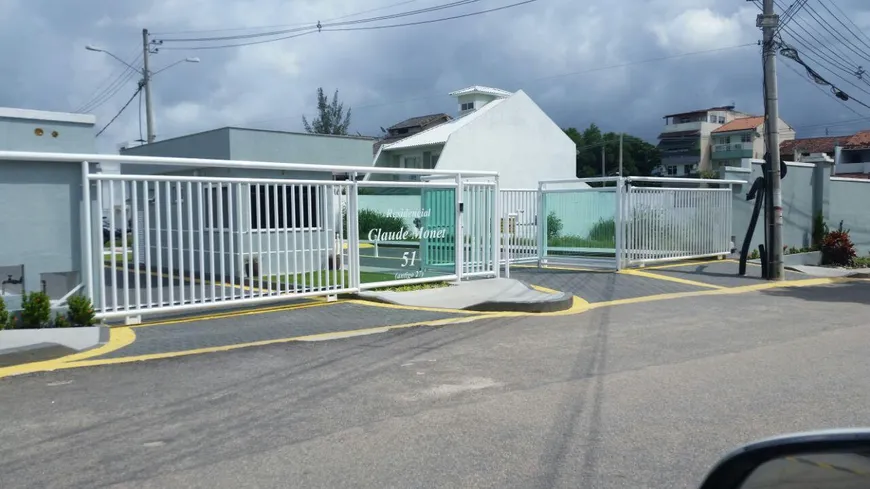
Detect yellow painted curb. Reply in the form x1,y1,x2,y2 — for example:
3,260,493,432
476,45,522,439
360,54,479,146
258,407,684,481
0,327,136,380
131,300,341,328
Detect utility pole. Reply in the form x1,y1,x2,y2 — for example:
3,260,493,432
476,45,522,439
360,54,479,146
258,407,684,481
601,145,606,177
618,132,624,176
760,0,784,280
142,28,156,144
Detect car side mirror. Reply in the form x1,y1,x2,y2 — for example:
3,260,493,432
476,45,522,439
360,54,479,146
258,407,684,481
699,429,870,489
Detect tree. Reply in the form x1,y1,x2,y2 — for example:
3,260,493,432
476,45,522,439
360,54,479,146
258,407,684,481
302,88,352,135
563,124,661,178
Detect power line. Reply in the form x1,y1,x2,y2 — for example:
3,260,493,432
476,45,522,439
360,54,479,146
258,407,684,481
150,0,426,36
779,41,870,111
78,68,141,114
815,0,870,54
156,0,480,43
75,50,142,113
800,0,870,64
780,56,868,118
156,0,536,50
95,87,142,138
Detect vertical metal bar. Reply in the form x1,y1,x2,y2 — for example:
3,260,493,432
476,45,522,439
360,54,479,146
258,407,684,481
81,161,95,307
164,182,174,306
95,179,106,314
186,181,195,304
155,182,163,307
218,184,226,301
175,182,185,306
144,181,152,308
271,183,280,294
338,185,345,291
255,184,263,297
228,183,237,301
290,185,299,293
131,181,141,311
108,181,118,312
322,185,332,290
246,184,254,299
207,183,216,302
198,182,206,304
615,177,623,270
283,185,290,295
265,184,273,295
314,185,323,291
349,175,361,290
307,185,315,291
454,175,464,281
120,182,130,311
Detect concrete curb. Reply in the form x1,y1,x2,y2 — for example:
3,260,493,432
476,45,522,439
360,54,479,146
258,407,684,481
356,280,574,314
0,326,109,367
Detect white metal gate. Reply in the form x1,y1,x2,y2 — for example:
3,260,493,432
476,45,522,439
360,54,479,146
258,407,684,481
499,176,743,271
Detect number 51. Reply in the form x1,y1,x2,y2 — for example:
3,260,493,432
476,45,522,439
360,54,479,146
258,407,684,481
401,251,417,268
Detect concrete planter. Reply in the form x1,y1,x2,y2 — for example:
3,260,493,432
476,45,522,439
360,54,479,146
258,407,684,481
0,326,107,367
782,251,821,266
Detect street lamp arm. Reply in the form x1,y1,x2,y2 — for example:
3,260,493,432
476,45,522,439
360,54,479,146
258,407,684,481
85,46,142,73
151,57,200,76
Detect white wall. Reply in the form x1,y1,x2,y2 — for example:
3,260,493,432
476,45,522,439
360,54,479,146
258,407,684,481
434,90,577,189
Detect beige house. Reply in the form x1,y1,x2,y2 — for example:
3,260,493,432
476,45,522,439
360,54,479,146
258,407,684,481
657,105,754,176
710,116,795,170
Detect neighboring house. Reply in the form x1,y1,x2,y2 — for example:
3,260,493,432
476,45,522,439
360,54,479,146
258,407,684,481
780,135,842,162
778,130,870,177
834,130,870,176
368,85,577,189
657,105,754,176
709,116,795,170
373,113,452,155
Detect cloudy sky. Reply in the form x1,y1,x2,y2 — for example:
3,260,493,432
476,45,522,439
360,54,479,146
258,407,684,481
2,0,870,153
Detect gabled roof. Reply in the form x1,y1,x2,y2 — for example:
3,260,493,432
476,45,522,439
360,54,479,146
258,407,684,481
780,136,843,156
380,98,508,151
448,86,513,98
711,116,765,133
388,113,451,131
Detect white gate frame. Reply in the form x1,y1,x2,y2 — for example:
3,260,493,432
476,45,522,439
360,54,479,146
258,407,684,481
0,150,500,321
498,176,747,273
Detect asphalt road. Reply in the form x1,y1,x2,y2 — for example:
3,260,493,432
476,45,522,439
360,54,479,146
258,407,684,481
2,282,870,489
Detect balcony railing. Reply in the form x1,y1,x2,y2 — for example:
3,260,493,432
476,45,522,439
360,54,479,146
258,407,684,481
713,142,750,152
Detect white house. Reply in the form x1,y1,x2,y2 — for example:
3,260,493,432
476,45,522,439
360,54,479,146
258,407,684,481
368,86,577,189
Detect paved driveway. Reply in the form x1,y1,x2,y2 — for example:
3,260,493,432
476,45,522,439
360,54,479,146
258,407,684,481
1,280,869,488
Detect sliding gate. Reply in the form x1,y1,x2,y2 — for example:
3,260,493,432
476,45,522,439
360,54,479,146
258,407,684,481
500,177,740,270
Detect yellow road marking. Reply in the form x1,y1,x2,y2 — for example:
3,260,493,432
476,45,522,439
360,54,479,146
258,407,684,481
28,314,497,371
344,298,478,315
131,300,342,328
0,327,136,380
619,268,725,290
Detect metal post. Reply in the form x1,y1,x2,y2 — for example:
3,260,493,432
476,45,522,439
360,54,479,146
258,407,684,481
81,161,94,302
615,177,624,270
454,174,464,282
536,181,545,268
349,172,361,290
142,28,156,144
760,0,784,280
492,175,501,278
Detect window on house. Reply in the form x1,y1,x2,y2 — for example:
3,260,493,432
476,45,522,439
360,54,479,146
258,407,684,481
402,156,421,169
740,133,752,143
461,102,474,111
666,165,677,175
718,116,725,123
249,185,320,230
709,115,717,123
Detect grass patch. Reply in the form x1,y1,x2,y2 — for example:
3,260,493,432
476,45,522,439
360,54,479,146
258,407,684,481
103,251,133,263
548,235,615,249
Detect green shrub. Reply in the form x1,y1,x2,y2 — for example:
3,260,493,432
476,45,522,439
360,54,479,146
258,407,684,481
586,218,615,242
20,291,52,329
358,209,408,240
749,249,760,260
811,212,828,250
67,295,96,327
546,212,563,239
820,223,856,266
0,296,7,330
53,313,71,328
